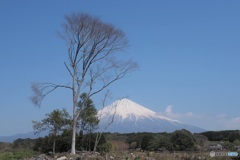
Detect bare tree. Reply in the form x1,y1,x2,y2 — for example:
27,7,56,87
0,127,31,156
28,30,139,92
93,92,118,152
31,13,137,154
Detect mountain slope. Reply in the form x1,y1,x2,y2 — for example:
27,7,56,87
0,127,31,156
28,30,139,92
98,99,205,133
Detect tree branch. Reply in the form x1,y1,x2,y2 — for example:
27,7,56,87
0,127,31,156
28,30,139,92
30,83,72,107
64,62,74,78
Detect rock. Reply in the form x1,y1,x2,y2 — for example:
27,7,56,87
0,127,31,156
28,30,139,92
35,154,50,160
57,156,67,160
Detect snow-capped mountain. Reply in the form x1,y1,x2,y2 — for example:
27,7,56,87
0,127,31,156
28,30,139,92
98,99,205,133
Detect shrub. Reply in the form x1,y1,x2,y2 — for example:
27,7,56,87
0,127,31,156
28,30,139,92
0,150,36,160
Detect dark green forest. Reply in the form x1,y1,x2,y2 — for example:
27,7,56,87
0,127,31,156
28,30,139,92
1,129,240,154
202,130,240,142
1,129,240,159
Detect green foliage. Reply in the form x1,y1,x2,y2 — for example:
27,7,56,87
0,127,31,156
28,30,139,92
157,135,173,151
31,129,240,154
12,138,36,150
32,108,71,135
77,93,100,150
201,130,240,142
126,132,173,151
129,142,138,149
126,133,150,149
97,142,112,154
78,93,99,134
56,129,72,152
32,108,71,153
141,134,154,150
170,130,195,151
33,137,52,153
229,132,240,142
143,134,173,151
33,131,72,153
77,133,107,151
6,129,240,157
0,150,36,160
33,130,107,153
145,138,158,151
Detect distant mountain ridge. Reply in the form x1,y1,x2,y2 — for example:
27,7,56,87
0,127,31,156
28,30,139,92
98,98,205,133
0,131,47,143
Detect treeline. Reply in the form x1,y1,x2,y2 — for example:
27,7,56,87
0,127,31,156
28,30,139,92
10,129,196,153
201,130,240,142
125,129,196,151
8,129,240,154
12,131,110,154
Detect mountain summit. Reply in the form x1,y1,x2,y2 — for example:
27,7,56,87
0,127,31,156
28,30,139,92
98,98,179,123
98,99,205,133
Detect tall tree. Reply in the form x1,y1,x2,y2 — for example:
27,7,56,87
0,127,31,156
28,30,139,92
32,108,71,154
31,13,137,154
78,93,99,134
77,93,99,150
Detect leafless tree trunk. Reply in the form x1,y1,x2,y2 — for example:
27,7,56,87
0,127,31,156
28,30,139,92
93,94,118,152
93,114,115,152
53,137,56,154
31,13,137,154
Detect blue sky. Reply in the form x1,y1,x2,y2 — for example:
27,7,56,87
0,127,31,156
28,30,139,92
1,1,240,135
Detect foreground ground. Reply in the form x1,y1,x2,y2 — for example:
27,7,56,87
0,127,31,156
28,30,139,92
1,150,239,160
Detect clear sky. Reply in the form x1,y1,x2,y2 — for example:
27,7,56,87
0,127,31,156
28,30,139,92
1,0,240,136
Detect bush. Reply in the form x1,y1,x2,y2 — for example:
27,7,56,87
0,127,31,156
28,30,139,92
97,142,112,154
170,130,195,151
33,136,53,153
0,150,36,160
13,138,36,150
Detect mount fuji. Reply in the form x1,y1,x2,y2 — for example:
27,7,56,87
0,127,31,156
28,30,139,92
98,99,205,133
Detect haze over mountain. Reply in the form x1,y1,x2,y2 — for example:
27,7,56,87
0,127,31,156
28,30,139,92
98,99,205,133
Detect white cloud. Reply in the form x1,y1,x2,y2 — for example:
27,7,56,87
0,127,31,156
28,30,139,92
162,106,202,119
162,105,240,131
165,105,173,113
